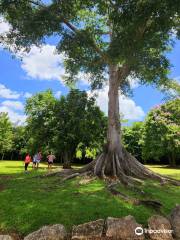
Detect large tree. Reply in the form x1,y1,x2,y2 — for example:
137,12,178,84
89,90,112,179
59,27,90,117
1,0,180,185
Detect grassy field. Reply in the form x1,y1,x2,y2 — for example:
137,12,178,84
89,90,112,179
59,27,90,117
0,161,180,237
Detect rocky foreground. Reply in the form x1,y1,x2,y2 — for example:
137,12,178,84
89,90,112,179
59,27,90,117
0,205,179,240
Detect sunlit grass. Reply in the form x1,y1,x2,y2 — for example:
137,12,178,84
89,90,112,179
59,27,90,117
146,164,180,180
0,161,179,236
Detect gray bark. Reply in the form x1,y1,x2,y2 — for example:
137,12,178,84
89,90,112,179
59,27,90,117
169,154,176,167
107,65,123,155
1,152,4,160
63,151,72,169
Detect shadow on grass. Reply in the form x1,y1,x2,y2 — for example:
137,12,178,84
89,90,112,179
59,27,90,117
0,174,157,236
0,164,180,236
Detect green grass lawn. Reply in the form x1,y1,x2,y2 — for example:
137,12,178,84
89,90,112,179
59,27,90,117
0,161,180,237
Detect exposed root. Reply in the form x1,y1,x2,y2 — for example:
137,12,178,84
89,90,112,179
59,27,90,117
107,182,163,211
61,171,93,183
61,173,80,182
37,168,75,178
90,148,180,186
122,148,180,186
78,158,96,173
78,175,96,185
40,148,180,187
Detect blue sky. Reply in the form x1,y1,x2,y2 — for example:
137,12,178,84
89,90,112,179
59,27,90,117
0,18,179,125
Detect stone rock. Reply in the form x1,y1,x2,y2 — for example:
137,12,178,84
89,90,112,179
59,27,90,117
105,215,144,239
0,236,13,240
24,224,67,240
148,215,173,240
72,219,104,239
169,204,180,240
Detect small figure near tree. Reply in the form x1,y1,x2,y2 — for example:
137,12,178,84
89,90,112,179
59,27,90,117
33,151,42,169
24,153,32,172
47,152,56,170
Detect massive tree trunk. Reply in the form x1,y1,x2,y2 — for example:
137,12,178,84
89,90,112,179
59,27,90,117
53,64,179,186
94,65,124,177
93,64,142,184
79,65,180,186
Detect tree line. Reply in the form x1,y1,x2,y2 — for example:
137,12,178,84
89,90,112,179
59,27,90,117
0,90,179,166
0,89,107,168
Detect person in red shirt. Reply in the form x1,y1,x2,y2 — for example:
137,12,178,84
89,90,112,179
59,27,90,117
24,153,32,172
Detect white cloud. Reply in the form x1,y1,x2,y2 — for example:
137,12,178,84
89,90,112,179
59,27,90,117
92,86,145,120
54,91,62,98
0,84,21,99
24,92,32,98
0,83,27,125
21,45,65,81
174,76,180,81
119,95,145,120
77,72,93,86
127,75,139,89
0,105,26,125
0,84,33,100
1,100,24,111
0,17,11,50
0,17,10,35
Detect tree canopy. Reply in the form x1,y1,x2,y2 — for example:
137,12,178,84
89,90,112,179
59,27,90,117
25,89,56,154
0,0,180,93
25,89,107,167
142,98,180,166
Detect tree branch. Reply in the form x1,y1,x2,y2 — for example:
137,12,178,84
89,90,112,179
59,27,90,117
116,17,153,84
117,64,130,85
28,0,110,63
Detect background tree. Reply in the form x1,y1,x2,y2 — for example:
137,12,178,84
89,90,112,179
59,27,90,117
1,0,180,184
54,89,107,168
143,99,180,167
25,89,107,167
0,113,13,160
11,126,28,160
25,90,57,155
122,122,144,162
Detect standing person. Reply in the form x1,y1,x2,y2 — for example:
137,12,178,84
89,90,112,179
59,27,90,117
33,153,37,169
36,151,42,169
47,152,56,170
24,153,31,172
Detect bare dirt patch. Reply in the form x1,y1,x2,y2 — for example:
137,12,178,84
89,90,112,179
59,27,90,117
0,230,23,240
0,184,6,192
0,175,13,180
